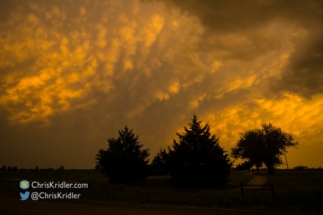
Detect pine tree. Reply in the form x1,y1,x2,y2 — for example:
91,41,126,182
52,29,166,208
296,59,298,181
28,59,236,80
149,151,169,176
96,126,150,184
166,115,232,188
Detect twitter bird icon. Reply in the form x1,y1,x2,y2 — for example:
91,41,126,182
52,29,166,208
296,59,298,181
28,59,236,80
20,191,30,201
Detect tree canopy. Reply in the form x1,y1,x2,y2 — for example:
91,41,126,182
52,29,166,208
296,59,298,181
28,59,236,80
149,151,169,176
231,123,298,174
95,126,150,184
164,115,232,188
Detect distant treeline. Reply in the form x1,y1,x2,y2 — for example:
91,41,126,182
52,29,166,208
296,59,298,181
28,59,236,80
0,165,105,172
0,165,65,172
2,164,321,173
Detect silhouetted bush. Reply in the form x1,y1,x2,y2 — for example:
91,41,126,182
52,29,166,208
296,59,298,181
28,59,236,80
57,166,64,171
149,151,169,176
12,166,18,172
235,161,253,171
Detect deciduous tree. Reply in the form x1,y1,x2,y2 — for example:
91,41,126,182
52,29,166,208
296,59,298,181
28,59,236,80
231,123,298,174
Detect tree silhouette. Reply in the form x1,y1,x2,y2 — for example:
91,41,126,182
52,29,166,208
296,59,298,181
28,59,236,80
12,166,17,172
165,115,232,188
149,150,169,176
57,166,64,171
96,126,150,184
232,129,264,174
235,160,254,171
231,123,298,174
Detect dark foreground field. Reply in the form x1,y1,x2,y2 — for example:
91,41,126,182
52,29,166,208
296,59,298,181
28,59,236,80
0,169,322,214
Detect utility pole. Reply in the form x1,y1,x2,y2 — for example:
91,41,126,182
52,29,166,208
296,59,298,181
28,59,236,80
284,149,289,169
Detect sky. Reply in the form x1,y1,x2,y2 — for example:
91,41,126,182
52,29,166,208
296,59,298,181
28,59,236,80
1,0,323,169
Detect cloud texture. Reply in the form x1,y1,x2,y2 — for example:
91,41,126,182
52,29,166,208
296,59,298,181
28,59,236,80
1,0,322,168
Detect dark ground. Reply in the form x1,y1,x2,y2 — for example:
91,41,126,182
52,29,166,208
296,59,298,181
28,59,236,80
0,194,316,215
0,169,322,214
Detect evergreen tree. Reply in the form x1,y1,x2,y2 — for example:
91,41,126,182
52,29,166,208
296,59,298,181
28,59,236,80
149,150,169,176
166,115,232,188
96,126,150,184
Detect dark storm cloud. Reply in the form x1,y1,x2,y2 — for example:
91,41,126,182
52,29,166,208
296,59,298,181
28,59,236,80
162,0,322,33
163,0,323,98
271,29,323,98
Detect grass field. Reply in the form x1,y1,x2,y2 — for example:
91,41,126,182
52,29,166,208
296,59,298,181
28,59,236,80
1,169,322,213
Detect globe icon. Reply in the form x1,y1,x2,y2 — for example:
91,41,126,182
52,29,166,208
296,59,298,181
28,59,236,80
20,180,30,189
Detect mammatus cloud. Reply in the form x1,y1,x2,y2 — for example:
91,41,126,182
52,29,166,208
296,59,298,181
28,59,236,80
0,0,322,168
0,0,205,125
